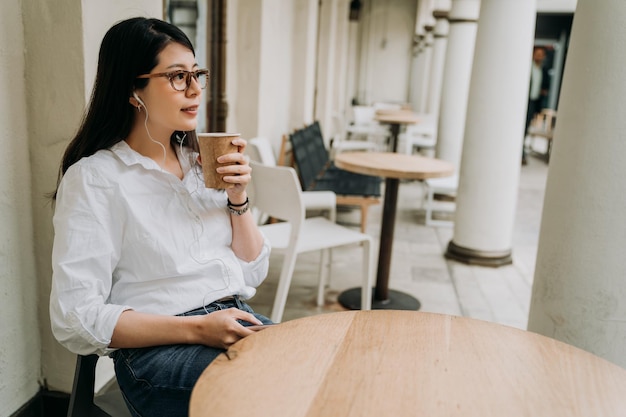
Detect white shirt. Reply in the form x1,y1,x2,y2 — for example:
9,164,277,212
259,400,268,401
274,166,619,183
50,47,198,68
50,141,270,356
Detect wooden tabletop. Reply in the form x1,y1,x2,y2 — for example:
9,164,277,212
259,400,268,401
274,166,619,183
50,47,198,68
334,151,454,180
374,109,421,125
189,311,626,417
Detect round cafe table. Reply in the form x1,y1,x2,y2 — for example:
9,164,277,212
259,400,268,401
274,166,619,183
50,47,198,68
375,109,421,151
189,311,626,417
334,151,454,310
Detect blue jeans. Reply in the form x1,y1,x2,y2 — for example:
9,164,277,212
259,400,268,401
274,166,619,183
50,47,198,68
110,296,272,417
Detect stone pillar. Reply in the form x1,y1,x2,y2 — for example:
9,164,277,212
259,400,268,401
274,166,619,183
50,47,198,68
408,35,425,111
230,1,299,141
408,0,434,112
426,1,451,116
445,0,536,266
435,0,480,170
528,0,626,368
416,28,434,113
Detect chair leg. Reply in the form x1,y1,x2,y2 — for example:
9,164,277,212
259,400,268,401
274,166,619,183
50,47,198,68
317,249,331,307
271,252,299,323
361,239,373,311
359,203,369,233
425,185,435,226
67,355,110,417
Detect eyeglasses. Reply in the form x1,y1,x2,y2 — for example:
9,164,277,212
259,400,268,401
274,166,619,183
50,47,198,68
136,69,209,91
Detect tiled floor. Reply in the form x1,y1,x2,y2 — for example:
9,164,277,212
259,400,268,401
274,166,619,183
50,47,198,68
250,154,549,331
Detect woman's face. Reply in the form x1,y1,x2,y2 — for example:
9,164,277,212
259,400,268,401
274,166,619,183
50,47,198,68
134,42,202,139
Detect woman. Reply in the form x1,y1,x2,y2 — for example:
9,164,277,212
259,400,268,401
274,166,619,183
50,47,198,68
49,17,272,417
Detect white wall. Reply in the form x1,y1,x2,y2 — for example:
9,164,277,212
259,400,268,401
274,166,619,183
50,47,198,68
357,0,417,104
0,0,41,414
21,0,162,398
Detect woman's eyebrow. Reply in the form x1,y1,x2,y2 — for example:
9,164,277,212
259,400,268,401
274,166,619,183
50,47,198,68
164,63,200,70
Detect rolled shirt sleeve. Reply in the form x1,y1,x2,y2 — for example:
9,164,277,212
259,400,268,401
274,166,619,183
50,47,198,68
50,163,131,356
237,236,271,289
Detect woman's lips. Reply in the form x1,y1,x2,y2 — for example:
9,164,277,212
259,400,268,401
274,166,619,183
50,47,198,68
181,106,198,114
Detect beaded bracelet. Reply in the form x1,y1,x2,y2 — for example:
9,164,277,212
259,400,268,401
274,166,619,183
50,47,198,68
227,197,250,216
227,197,249,207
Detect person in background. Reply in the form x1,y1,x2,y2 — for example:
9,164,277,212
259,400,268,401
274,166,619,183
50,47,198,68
523,46,550,165
49,17,272,417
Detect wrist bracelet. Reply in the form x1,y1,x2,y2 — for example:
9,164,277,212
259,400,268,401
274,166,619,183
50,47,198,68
227,197,250,216
227,197,249,207
228,202,250,216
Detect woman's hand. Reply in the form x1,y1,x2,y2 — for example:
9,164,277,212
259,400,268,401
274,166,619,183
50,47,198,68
110,308,263,350
217,137,251,201
189,308,263,349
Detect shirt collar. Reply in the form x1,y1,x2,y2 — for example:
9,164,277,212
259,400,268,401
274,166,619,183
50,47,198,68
110,140,157,170
110,140,198,176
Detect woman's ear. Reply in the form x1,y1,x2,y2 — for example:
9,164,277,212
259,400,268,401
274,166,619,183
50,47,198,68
129,92,143,110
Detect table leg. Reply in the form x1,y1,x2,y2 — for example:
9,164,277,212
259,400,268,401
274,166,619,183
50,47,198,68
338,177,420,310
389,123,400,152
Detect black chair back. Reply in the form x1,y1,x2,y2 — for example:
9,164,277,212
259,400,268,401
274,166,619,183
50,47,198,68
67,355,111,417
289,121,382,197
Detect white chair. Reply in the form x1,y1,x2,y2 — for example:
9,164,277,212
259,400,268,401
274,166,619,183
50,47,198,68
526,109,556,162
329,112,378,158
247,137,337,217
249,161,373,323
422,175,458,227
399,113,437,156
346,105,389,148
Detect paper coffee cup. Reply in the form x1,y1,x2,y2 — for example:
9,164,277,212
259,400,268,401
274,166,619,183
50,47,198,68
197,132,240,189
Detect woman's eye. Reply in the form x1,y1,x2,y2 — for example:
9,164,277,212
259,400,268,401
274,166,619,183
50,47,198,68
172,72,186,81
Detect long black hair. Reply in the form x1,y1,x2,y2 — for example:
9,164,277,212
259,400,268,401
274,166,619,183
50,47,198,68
53,17,200,198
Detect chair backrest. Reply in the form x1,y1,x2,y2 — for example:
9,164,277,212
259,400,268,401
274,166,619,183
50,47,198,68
372,101,403,111
248,137,277,166
405,113,437,137
289,121,330,191
351,105,377,126
250,161,305,230
67,355,112,417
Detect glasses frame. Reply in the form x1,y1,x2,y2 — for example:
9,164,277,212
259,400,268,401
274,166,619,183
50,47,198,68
136,69,210,91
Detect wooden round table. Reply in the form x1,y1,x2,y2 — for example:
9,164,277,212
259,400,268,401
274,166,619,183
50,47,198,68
334,152,454,310
189,311,626,417
375,109,421,151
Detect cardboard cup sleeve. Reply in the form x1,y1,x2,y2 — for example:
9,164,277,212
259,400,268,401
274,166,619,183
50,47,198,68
197,133,240,189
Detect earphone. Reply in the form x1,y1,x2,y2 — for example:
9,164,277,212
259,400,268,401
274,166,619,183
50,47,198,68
133,91,145,107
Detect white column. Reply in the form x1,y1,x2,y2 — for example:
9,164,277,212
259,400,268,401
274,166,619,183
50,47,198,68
230,0,300,143
435,0,480,170
528,0,626,368
416,28,434,113
409,0,435,111
408,35,425,111
314,0,340,139
426,1,451,117
445,0,536,265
